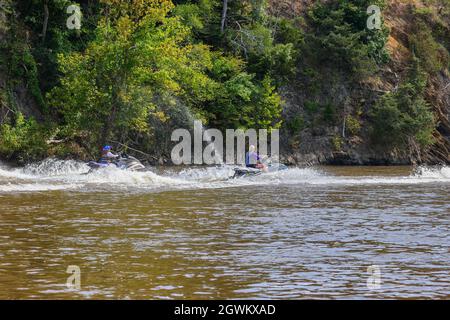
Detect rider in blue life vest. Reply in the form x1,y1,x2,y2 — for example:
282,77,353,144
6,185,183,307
99,146,119,164
245,145,266,170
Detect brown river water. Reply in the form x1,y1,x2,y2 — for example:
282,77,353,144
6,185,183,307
0,159,449,299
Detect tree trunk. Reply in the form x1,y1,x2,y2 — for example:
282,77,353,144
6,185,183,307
100,104,117,149
220,0,229,33
99,85,119,149
342,116,347,139
42,0,49,44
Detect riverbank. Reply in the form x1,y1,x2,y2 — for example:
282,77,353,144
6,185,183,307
1,147,449,170
1,157,449,193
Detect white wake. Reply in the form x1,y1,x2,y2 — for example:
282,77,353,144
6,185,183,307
0,158,449,193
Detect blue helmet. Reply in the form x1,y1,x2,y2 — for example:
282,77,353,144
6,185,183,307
103,145,112,151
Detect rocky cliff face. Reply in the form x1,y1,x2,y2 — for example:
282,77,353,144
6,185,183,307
271,0,450,165
384,0,450,164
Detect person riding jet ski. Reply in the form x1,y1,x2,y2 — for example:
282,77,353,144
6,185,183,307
246,145,267,172
99,145,119,164
233,145,288,178
87,145,146,172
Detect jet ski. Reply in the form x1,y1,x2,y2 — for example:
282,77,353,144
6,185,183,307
233,163,288,179
87,155,146,172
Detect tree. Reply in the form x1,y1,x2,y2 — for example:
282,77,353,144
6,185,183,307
48,0,282,154
220,0,228,33
41,0,49,43
371,58,436,148
48,0,209,149
304,0,389,78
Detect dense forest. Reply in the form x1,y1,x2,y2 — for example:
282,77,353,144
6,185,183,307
0,0,449,165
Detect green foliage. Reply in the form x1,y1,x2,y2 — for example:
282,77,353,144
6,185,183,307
0,7,45,110
206,57,282,129
15,0,101,94
173,3,205,31
371,93,402,144
410,21,449,73
303,101,336,125
414,7,434,16
411,2,450,70
184,0,298,84
346,115,361,136
304,100,320,114
332,135,343,151
322,103,336,124
173,0,215,33
304,0,389,78
21,47,45,109
0,0,13,33
371,59,436,148
0,113,49,161
48,0,282,154
227,21,298,83
49,1,193,148
1,0,445,162
273,18,304,47
286,115,305,134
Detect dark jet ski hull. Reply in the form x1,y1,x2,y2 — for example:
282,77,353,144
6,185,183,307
87,156,145,172
233,167,263,178
115,156,146,171
233,164,288,178
88,161,110,169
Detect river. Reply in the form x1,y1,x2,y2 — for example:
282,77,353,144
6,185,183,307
0,159,449,299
